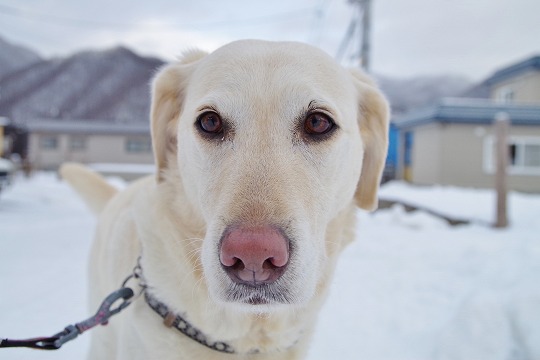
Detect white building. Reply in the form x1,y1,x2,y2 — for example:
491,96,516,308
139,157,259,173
26,119,154,179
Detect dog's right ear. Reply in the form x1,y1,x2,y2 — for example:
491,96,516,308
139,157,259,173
151,49,207,181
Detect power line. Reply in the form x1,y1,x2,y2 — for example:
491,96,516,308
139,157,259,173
0,4,316,32
335,0,371,72
336,17,357,61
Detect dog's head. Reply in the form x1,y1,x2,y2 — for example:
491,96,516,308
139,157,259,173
150,40,388,311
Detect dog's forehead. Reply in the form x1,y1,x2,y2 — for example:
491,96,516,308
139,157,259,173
202,40,340,74
189,41,354,106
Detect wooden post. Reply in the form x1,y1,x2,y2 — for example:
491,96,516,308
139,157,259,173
494,112,509,228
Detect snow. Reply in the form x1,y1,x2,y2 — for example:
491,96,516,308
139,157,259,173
1,174,539,360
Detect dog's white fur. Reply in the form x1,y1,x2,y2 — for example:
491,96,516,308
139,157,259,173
60,40,389,359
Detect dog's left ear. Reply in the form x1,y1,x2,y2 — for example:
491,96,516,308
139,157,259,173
349,69,390,211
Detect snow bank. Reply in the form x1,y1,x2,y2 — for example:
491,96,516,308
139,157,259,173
379,180,540,228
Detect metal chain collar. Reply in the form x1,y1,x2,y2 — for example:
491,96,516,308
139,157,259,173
144,291,235,354
133,256,237,353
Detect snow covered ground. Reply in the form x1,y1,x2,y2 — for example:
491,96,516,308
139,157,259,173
1,172,539,360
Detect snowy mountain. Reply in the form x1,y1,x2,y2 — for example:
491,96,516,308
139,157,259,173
0,36,42,79
0,36,475,123
0,44,164,124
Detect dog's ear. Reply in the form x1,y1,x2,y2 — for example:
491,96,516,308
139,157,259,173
349,69,390,211
151,49,207,181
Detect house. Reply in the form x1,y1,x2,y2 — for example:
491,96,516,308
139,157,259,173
26,119,154,179
392,55,540,192
486,55,540,103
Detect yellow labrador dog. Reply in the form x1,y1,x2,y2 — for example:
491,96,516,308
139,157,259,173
61,40,389,359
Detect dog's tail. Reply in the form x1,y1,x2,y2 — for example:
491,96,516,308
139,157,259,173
59,162,118,215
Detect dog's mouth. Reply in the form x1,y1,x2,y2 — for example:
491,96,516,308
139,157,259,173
247,295,268,305
225,281,293,306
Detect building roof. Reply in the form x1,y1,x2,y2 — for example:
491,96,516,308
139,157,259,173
485,55,540,86
394,98,540,129
24,119,150,135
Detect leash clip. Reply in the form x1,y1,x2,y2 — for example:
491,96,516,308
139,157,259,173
1,287,134,350
75,287,134,333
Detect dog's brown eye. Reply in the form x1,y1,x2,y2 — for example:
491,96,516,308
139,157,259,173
198,112,223,134
304,113,334,135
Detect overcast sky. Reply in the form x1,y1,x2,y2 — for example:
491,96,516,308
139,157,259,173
0,0,539,81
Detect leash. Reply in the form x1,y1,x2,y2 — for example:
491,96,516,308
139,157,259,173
0,261,144,350
0,258,237,354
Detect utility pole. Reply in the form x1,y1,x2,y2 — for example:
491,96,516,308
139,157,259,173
359,0,371,72
337,0,372,72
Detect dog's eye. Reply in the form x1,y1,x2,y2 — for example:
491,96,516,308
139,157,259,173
304,112,334,135
198,112,223,134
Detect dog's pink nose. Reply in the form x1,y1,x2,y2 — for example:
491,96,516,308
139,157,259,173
220,226,289,285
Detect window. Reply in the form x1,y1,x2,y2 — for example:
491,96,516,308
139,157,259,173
125,137,152,153
524,144,540,167
484,136,540,175
40,135,58,150
496,87,514,103
70,136,86,151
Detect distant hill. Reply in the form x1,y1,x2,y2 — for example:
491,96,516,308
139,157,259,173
0,45,164,124
0,36,42,79
0,36,479,123
460,81,491,99
376,74,474,115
